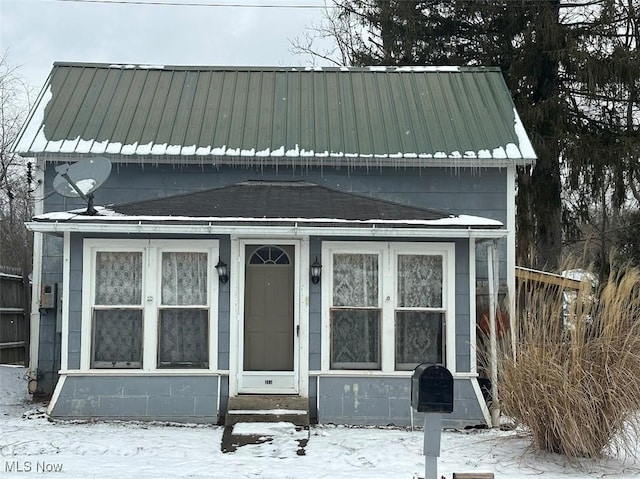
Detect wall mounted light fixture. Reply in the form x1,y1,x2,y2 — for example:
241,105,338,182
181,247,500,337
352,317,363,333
216,258,229,284
310,256,322,284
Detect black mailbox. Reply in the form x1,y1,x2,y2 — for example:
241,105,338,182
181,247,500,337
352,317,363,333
411,363,454,413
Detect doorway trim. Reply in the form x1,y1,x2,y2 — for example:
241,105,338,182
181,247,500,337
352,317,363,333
229,237,309,397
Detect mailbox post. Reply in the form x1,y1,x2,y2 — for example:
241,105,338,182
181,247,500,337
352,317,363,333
411,363,454,479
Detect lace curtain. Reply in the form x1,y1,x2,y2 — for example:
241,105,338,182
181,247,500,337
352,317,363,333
333,253,378,307
397,255,442,308
331,253,381,368
92,309,143,367
329,251,446,370
93,251,143,368
396,255,444,368
395,311,443,366
161,252,207,305
159,252,209,367
95,252,142,305
331,309,380,367
158,309,208,367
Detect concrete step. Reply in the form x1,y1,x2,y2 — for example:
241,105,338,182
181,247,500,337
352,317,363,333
227,395,309,411
225,395,309,427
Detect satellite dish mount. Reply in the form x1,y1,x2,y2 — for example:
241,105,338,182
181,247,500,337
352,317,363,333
53,157,112,215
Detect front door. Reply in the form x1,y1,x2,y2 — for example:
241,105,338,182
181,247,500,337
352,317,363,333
239,244,298,393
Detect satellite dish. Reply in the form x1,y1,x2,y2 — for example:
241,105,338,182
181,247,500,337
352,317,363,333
53,157,112,215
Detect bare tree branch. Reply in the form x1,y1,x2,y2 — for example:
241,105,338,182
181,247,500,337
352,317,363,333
0,51,35,273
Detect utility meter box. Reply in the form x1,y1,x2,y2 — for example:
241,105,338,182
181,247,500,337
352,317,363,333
411,363,454,413
40,284,56,310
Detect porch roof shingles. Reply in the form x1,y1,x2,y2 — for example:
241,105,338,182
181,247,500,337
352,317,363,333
14,63,536,165
114,181,449,221
32,181,504,229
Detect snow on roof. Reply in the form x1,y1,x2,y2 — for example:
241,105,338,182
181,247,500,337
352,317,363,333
19,139,534,164
513,108,536,159
32,207,503,228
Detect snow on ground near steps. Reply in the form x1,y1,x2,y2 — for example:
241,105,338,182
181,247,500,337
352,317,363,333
232,421,306,437
1,365,640,479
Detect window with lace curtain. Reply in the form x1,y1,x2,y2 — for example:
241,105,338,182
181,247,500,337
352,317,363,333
395,254,444,370
92,251,144,368
324,242,453,372
85,240,217,370
158,252,209,368
330,253,381,369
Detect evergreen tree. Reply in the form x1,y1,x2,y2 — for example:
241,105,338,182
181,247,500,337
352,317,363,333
315,0,639,271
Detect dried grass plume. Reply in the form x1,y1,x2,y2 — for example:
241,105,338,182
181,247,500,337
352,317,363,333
499,264,640,458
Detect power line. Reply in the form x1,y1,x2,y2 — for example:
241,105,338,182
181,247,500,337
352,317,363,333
52,0,331,8
49,0,620,9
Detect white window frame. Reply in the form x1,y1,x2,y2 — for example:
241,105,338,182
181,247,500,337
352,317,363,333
156,248,211,369
393,247,449,370
81,239,219,372
321,241,456,373
328,247,384,370
90,248,145,369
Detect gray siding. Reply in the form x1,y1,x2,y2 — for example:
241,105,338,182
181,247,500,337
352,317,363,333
308,237,323,373
217,236,231,371
45,164,507,222
37,236,63,395
317,376,485,428
454,238,472,373
68,235,83,369
51,375,219,422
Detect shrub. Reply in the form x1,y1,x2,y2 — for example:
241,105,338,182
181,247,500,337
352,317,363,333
498,265,640,458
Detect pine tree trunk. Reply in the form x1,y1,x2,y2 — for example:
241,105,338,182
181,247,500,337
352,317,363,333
516,169,533,267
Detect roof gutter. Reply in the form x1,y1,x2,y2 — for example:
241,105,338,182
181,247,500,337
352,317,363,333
25,221,508,239
24,153,536,168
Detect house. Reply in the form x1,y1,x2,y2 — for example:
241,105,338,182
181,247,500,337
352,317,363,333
15,63,536,427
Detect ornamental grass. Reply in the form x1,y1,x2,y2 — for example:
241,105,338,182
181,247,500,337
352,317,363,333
498,265,640,458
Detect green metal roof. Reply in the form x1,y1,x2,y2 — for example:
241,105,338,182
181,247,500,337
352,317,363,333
15,63,536,166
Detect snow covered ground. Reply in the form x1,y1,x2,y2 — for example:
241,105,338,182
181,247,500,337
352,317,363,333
1,365,639,479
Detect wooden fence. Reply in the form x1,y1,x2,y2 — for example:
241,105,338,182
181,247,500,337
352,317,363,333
0,270,30,364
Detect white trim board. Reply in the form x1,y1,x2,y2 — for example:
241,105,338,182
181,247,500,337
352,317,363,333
60,232,70,370
27,222,508,240
28,158,46,383
506,165,517,357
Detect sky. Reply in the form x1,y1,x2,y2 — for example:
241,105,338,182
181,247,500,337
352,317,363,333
0,0,334,93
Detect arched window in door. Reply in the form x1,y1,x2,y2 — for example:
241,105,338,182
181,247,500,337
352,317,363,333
248,246,291,265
